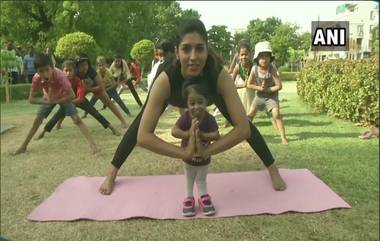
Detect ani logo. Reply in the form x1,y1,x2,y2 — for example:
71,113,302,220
311,21,349,51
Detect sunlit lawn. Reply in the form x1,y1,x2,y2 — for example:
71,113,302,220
1,81,378,241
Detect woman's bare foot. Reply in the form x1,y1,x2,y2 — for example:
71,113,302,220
99,168,118,195
268,164,287,191
14,146,27,155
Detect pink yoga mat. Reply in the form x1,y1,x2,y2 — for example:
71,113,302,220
28,169,351,221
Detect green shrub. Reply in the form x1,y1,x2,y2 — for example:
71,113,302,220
297,57,379,125
0,83,45,102
280,71,298,81
278,65,291,72
1,49,23,74
0,84,41,102
130,39,154,70
55,32,98,61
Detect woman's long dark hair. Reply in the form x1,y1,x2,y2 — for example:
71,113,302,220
173,18,223,90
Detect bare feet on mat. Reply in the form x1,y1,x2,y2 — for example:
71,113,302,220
99,175,115,195
268,164,287,191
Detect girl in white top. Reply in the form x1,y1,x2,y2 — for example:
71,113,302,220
231,42,255,114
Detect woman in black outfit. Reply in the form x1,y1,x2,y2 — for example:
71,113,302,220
99,19,286,195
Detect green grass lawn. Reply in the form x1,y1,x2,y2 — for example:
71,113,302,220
1,82,378,241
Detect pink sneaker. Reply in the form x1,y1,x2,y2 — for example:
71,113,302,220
182,196,196,217
198,194,216,216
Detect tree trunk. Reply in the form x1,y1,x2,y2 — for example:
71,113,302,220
5,75,10,103
141,66,145,86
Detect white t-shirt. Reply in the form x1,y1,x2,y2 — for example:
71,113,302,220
147,60,162,91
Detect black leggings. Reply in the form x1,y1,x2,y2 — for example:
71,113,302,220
111,93,275,169
120,78,143,107
85,87,131,116
44,98,110,132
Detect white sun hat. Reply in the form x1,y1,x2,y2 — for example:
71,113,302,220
253,41,275,62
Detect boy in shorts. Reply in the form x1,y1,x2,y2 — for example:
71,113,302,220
14,53,99,155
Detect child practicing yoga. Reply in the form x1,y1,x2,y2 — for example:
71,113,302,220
76,53,128,128
231,41,255,114
246,41,288,145
14,53,99,155
171,76,220,217
35,60,121,139
82,56,133,118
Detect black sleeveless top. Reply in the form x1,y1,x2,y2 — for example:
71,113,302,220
254,64,278,99
163,62,223,108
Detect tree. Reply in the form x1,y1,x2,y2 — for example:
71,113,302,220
207,25,233,63
130,39,155,76
0,1,200,61
287,47,305,72
271,23,301,66
299,32,312,52
233,31,251,49
0,1,63,49
59,1,80,32
152,2,201,43
246,17,282,46
55,32,98,61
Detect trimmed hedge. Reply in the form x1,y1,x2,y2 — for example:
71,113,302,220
0,84,43,102
280,71,298,81
55,32,98,61
297,57,379,125
130,39,155,69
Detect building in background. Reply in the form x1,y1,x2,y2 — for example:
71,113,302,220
310,1,378,61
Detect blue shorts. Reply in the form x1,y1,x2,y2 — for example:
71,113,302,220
37,102,77,118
